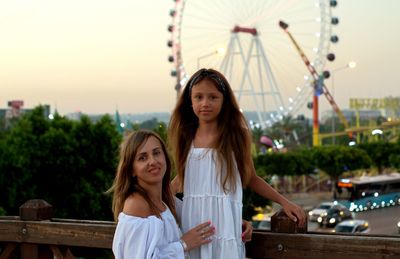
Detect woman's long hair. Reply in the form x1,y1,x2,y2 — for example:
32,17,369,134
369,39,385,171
107,130,178,222
168,68,253,193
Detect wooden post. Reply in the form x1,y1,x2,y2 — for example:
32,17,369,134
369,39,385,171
246,209,307,258
19,199,53,221
271,209,307,234
19,199,53,259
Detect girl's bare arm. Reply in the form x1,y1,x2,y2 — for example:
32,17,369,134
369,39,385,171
247,168,306,226
171,176,180,195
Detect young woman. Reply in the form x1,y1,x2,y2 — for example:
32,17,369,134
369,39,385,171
109,130,214,258
168,68,306,259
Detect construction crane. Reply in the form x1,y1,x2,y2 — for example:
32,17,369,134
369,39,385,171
279,20,352,146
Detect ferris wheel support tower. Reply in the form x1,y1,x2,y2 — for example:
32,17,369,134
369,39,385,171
220,26,285,129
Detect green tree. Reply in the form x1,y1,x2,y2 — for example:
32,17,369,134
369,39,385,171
127,118,167,142
244,150,314,220
266,115,311,148
0,106,121,220
388,142,400,169
140,118,160,130
312,146,372,182
0,106,50,214
153,121,168,142
251,126,264,153
319,116,348,145
255,152,298,177
357,141,398,172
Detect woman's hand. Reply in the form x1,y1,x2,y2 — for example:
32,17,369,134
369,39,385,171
181,221,215,251
241,219,253,242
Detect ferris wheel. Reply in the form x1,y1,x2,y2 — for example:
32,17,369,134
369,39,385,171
167,0,339,128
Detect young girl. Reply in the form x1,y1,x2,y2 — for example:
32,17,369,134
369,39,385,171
109,130,215,258
168,68,306,259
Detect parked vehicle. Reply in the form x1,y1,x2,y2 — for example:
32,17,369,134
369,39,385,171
317,205,353,228
252,219,271,230
333,219,370,234
252,211,272,230
308,202,346,222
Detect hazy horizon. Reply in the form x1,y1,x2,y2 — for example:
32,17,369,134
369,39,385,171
1,0,399,119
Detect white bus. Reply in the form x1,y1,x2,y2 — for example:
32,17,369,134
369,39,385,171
334,173,400,212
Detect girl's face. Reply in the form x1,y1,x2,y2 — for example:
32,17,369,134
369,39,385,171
190,79,224,123
132,136,166,188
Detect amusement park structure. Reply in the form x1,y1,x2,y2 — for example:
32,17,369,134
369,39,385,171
166,1,400,147
167,0,340,133
278,19,352,146
348,97,400,143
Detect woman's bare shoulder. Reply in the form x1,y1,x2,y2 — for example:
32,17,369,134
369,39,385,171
122,193,153,218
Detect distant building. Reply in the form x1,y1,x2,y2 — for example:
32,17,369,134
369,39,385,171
64,111,84,121
0,100,50,127
6,100,24,118
321,109,382,125
349,96,400,120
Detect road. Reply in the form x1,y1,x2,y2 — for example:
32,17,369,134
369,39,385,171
355,206,400,235
308,205,400,236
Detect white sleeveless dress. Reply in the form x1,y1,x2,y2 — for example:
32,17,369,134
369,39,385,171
182,147,244,259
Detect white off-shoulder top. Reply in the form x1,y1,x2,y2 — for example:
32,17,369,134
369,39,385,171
112,205,185,259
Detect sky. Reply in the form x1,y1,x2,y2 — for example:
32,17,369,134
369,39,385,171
1,0,399,118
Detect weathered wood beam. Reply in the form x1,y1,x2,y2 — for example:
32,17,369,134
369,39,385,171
246,231,400,259
0,219,115,248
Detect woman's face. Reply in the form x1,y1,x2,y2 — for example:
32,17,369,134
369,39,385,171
132,136,166,188
190,79,224,123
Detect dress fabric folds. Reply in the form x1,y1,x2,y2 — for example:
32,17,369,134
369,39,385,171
182,147,245,259
112,207,184,259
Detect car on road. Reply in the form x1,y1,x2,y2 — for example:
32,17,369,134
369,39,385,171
333,219,370,234
397,220,400,234
308,202,346,222
252,218,271,230
317,205,353,228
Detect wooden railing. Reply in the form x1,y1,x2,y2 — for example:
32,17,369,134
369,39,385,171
1,199,399,259
0,199,115,258
246,231,400,259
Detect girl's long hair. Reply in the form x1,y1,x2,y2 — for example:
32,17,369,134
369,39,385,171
107,130,178,222
168,68,253,193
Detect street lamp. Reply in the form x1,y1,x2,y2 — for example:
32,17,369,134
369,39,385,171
371,128,383,142
331,61,356,144
197,48,226,69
